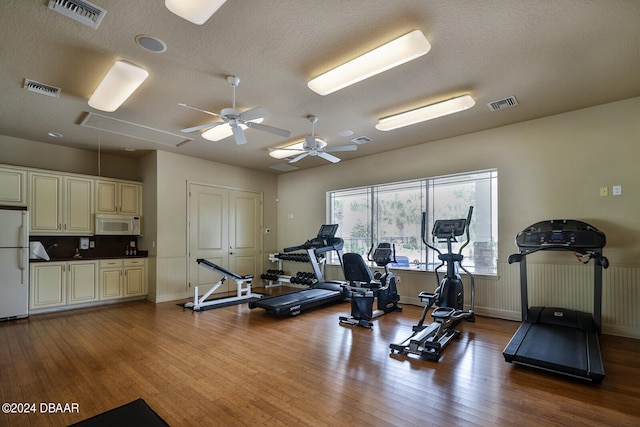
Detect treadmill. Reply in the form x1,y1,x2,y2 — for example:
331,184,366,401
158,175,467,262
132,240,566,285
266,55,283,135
249,224,347,316
503,219,609,383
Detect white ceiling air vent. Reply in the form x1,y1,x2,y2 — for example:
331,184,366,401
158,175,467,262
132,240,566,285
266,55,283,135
351,136,373,145
487,96,518,112
48,0,107,29
24,79,61,97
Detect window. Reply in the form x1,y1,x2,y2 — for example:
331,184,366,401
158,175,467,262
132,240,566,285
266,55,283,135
327,169,498,275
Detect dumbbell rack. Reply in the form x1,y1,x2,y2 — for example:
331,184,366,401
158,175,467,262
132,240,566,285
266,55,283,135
264,252,326,288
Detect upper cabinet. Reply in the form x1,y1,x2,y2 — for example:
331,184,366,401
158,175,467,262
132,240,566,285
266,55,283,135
29,172,93,235
0,165,27,206
3,163,142,235
95,179,142,216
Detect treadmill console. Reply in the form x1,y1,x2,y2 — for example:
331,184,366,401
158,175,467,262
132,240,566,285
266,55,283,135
284,224,344,253
515,219,606,249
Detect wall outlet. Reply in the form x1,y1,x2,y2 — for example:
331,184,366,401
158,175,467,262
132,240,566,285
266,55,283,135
613,185,622,196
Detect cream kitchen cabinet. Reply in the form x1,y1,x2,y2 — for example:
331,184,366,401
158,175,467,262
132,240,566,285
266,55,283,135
0,165,27,206
95,179,142,216
123,258,147,297
66,261,99,305
28,172,93,235
30,260,98,309
99,258,147,300
99,259,125,299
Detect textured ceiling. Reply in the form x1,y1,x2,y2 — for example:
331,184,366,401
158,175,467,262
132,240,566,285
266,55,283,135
1,0,639,173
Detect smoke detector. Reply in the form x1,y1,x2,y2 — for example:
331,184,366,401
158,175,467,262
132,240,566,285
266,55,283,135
48,0,107,29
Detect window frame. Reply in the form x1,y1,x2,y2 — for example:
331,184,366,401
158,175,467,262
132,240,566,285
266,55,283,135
327,169,498,276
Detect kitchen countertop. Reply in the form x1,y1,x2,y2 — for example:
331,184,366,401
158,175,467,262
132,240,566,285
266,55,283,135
30,254,148,263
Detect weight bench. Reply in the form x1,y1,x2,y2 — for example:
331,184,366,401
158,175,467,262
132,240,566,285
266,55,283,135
184,259,261,311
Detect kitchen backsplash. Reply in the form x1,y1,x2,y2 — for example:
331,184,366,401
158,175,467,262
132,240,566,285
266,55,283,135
30,235,144,259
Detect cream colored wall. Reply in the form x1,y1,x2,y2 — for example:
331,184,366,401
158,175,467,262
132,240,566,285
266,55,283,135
0,135,141,181
276,97,640,338
145,150,278,302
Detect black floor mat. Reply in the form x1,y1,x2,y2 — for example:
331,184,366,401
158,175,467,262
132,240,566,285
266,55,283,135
68,398,169,427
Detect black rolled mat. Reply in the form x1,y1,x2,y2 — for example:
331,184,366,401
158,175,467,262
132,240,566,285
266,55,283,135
68,398,169,427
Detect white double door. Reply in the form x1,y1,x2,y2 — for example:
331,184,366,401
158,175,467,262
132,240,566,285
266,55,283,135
189,184,263,296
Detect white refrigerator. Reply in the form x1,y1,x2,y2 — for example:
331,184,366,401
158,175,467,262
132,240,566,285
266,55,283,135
0,209,29,320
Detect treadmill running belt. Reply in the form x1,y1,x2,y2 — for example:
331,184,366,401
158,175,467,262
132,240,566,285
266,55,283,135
249,288,344,316
517,324,588,373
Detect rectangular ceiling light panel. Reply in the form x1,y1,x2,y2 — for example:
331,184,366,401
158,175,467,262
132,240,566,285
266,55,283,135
376,95,476,131
80,112,192,147
88,61,149,112
165,0,227,25
48,0,107,29
308,30,431,96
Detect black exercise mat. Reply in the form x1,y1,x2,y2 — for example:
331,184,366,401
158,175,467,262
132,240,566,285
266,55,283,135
68,398,169,427
179,296,261,311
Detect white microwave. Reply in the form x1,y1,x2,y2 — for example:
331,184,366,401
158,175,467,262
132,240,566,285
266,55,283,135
95,214,141,235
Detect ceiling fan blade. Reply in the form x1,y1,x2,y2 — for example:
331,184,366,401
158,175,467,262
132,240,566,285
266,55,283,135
246,122,291,137
318,152,341,163
324,144,358,152
289,152,309,163
177,103,222,118
230,123,248,145
180,121,223,133
239,107,270,122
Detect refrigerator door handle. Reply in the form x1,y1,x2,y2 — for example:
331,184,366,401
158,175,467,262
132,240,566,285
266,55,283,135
20,247,28,284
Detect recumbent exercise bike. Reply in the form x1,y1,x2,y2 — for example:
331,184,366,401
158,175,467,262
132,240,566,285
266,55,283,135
390,206,475,360
339,243,402,328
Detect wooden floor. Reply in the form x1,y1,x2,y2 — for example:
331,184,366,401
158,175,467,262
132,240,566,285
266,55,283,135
1,290,639,426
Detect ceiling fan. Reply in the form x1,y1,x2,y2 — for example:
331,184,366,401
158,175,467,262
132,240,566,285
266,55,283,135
270,116,357,164
178,76,291,145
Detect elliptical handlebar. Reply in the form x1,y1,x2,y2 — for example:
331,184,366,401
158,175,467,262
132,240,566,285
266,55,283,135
422,212,439,254
459,206,474,254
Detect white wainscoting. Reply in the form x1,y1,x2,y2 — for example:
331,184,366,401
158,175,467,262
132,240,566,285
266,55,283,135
325,261,640,339
153,256,188,303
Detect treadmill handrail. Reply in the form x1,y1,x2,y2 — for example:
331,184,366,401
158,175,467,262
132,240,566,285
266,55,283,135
508,245,609,268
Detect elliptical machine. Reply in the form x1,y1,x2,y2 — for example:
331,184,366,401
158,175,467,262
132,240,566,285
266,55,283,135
389,206,475,361
339,243,402,328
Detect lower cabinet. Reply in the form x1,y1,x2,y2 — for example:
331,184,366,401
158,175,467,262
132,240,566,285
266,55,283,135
30,258,147,311
99,258,147,300
30,261,98,309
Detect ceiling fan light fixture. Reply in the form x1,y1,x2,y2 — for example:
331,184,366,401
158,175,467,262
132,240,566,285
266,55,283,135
201,118,263,141
88,60,148,112
375,94,476,131
269,138,327,159
165,0,227,25
307,30,431,96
